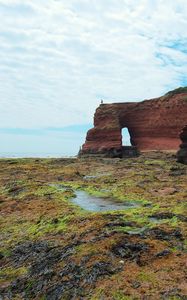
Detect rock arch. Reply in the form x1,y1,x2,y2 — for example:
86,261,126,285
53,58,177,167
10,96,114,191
80,88,187,157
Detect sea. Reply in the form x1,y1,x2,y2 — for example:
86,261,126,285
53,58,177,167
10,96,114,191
0,152,76,158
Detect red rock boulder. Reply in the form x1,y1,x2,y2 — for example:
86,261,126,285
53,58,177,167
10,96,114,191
177,125,187,164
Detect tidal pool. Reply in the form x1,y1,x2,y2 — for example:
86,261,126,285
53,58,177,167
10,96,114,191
52,184,139,212
72,190,140,212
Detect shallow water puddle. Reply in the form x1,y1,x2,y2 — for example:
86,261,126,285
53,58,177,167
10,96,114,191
72,190,139,212
83,173,111,180
148,217,165,224
51,184,139,212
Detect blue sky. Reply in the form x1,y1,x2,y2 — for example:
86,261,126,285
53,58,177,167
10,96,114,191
0,0,187,156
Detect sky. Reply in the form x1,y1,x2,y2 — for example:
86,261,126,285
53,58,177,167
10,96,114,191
0,0,187,156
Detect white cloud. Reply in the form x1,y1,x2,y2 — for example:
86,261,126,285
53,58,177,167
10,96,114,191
0,0,187,129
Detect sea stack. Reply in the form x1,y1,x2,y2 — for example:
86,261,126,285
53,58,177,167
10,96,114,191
177,125,187,164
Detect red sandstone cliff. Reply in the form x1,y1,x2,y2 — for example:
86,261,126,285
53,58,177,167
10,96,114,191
81,88,187,155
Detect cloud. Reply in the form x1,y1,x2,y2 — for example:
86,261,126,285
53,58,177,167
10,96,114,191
0,0,187,131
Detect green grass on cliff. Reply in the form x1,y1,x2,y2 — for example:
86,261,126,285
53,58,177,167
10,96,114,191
165,86,187,96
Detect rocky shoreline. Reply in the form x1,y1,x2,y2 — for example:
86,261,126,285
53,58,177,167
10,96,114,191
0,153,186,299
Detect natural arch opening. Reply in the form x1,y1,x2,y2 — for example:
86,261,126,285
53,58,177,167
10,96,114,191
122,127,131,146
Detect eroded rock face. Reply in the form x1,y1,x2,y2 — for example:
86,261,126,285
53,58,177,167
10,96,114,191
80,88,187,156
177,125,187,164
